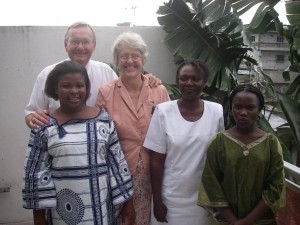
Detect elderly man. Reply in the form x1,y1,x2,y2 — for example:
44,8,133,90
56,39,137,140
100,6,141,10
25,22,160,129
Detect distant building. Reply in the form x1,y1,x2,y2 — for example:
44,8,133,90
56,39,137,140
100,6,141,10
243,30,296,93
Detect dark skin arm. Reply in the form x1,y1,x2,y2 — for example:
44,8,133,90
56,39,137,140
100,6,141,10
33,209,46,225
150,150,168,223
216,207,238,225
233,199,270,225
121,198,136,225
217,199,270,225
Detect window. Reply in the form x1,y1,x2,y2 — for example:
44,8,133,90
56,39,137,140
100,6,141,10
276,55,284,62
277,36,284,42
250,35,255,42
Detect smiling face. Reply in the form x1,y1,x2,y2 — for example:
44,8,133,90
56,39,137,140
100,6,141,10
117,46,144,78
56,73,87,111
64,26,96,67
177,64,207,101
231,91,261,130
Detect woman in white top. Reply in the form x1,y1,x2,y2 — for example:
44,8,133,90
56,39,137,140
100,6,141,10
143,60,224,225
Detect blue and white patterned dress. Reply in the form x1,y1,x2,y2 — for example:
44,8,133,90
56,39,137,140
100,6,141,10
22,109,133,225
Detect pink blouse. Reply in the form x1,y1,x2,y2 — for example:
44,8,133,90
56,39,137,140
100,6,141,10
96,76,170,174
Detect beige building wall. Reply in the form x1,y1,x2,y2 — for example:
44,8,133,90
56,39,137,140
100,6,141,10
0,26,177,224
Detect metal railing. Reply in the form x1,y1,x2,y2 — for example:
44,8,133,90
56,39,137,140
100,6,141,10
284,161,300,193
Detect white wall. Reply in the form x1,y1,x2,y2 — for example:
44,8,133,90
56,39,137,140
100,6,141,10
0,26,177,223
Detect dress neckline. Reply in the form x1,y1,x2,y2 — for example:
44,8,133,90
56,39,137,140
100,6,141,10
175,100,206,123
223,132,270,149
49,109,102,138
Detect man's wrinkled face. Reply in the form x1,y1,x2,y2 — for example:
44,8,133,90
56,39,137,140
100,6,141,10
64,26,96,67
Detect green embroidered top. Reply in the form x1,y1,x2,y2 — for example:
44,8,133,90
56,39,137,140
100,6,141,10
198,132,286,225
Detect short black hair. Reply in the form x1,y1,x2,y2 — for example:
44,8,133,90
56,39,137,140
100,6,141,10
176,60,210,84
45,60,90,102
229,84,265,111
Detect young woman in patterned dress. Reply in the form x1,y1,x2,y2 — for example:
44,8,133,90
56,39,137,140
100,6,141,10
22,60,134,225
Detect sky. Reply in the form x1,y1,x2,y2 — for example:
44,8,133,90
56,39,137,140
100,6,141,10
0,0,289,26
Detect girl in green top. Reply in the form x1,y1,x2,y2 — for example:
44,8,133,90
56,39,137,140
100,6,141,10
198,84,285,225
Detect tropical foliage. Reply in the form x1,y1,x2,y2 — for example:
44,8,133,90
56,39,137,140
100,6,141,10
157,0,256,90
157,0,300,162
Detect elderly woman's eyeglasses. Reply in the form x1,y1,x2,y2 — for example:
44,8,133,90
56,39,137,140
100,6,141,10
69,39,93,47
119,54,142,62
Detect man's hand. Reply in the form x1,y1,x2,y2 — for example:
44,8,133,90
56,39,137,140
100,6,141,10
145,74,162,87
25,109,49,129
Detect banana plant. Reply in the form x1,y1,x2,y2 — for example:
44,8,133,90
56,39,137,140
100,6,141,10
157,0,300,161
230,0,300,160
157,0,257,91
229,0,280,33
157,0,259,130
230,1,300,153
275,1,300,153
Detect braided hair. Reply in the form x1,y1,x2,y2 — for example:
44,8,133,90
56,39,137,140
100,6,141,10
229,84,265,111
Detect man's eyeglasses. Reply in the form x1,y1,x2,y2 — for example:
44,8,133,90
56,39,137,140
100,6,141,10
69,39,93,47
119,54,142,62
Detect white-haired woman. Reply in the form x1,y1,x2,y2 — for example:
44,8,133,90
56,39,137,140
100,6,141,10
96,32,170,225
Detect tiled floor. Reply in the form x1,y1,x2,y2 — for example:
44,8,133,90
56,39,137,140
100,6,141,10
0,222,33,225
276,188,300,225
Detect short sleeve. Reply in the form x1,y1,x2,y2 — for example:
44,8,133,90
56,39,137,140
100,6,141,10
143,105,167,154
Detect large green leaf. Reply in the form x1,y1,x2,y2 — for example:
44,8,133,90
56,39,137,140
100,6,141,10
229,0,280,33
285,74,300,97
247,4,279,33
286,0,300,25
277,93,300,150
286,1,300,51
157,0,256,89
257,115,292,163
229,0,279,17
197,0,233,23
276,126,294,162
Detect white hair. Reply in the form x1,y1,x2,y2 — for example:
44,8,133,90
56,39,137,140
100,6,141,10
112,31,148,65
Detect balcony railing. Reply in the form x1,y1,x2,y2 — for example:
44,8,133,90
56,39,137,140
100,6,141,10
284,161,300,193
